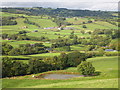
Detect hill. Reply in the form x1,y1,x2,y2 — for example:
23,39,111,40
1,7,116,17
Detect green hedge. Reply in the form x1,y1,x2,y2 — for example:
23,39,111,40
105,51,119,56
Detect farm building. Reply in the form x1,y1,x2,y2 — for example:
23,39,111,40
105,49,117,52
44,27,56,29
30,44,35,46
46,48,53,51
21,26,28,29
5,38,11,40
33,30,38,32
63,27,75,30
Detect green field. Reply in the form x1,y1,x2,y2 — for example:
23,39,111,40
2,56,118,88
1,10,119,89
2,18,38,34
28,17,57,28
66,17,89,24
28,53,61,57
70,21,117,30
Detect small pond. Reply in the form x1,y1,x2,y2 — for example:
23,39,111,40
43,74,83,79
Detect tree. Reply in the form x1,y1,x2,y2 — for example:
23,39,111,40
82,25,87,28
80,30,85,34
112,29,120,39
67,51,86,67
69,31,75,39
2,57,13,77
52,56,60,70
87,45,95,51
77,61,95,76
88,20,92,23
2,57,28,77
2,43,13,55
11,61,28,76
104,29,112,35
82,22,86,24
8,48,21,55
28,59,48,74
58,53,68,69
2,33,8,39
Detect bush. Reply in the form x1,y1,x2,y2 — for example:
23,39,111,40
82,25,87,28
77,61,95,76
86,51,103,58
67,51,86,67
105,52,119,56
2,43,13,55
2,57,28,77
54,46,71,51
28,59,49,74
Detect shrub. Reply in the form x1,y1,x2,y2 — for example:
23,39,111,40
2,57,28,77
2,43,13,55
86,51,103,58
54,46,71,51
67,51,86,67
28,59,49,74
83,25,87,28
105,52,119,56
77,61,95,76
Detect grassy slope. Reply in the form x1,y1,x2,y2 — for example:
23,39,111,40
66,18,89,24
28,18,57,28
1,12,118,88
28,53,61,57
2,18,38,34
2,56,118,88
69,21,117,30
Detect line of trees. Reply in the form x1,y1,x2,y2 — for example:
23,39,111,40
2,51,86,78
1,17,17,26
52,17,72,27
24,18,40,28
2,43,48,55
2,33,50,41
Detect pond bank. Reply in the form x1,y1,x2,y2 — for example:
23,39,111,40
36,72,84,80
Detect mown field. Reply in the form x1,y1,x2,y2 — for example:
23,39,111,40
2,56,118,88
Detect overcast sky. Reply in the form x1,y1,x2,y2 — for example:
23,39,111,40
1,0,119,11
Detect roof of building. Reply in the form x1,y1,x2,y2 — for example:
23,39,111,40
105,49,114,51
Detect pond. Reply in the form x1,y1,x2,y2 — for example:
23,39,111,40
43,74,83,79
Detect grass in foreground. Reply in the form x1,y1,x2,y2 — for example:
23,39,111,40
2,56,118,88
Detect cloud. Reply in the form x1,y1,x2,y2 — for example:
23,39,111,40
1,0,120,2
1,2,118,11
89,2,118,11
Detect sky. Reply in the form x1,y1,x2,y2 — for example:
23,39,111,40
1,0,119,11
